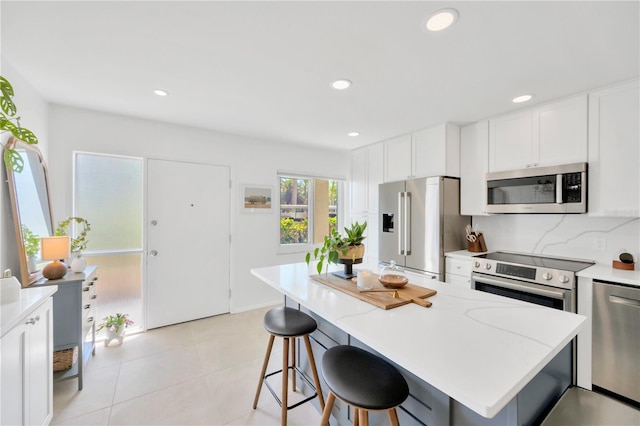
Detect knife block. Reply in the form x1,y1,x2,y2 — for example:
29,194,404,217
468,233,488,253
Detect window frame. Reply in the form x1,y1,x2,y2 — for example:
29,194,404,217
276,172,345,255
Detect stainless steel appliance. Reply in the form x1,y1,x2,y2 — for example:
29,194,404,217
592,280,640,405
486,162,587,214
379,176,468,280
471,251,594,313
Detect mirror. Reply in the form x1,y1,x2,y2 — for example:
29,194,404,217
4,137,55,286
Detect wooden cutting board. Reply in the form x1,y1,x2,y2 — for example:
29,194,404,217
310,273,437,310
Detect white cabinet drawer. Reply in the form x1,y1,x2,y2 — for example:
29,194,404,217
446,258,471,277
445,273,471,289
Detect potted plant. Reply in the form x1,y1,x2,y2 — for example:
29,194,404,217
97,313,134,346
21,225,40,273
55,216,91,272
305,221,367,275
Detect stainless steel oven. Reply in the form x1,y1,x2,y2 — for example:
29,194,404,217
471,251,594,385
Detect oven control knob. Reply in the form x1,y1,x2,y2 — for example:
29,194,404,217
543,272,553,280
485,264,492,270
559,275,570,283
474,261,481,269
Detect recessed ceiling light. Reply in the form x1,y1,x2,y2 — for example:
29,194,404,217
332,79,352,90
425,8,459,32
153,89,169,97
348,132,360,137
512,94,534,103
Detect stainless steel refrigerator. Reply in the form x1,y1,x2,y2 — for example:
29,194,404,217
379,176,468,280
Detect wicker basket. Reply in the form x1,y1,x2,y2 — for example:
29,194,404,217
53,347,78,372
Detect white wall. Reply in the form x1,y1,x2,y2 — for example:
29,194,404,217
47,104,349,312
472,214,640,265
0,60,49,279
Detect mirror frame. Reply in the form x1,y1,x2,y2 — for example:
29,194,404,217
5,136,55,286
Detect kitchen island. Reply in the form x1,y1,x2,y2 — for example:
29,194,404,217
251,263,586,425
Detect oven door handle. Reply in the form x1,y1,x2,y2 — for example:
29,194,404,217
473,275,568,300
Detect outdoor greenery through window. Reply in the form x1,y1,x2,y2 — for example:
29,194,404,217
280,175,340,245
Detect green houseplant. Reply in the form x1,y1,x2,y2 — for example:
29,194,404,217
21,224,40,273
55,216,91,253
1,75,39,172
305,221,367,275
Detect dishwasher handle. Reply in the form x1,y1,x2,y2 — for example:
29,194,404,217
609,294,640,308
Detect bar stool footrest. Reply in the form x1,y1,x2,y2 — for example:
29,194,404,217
263,366,320,410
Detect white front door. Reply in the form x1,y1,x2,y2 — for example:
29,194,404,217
147,159,230,329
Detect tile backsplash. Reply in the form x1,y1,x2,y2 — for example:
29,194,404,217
472,215,640,266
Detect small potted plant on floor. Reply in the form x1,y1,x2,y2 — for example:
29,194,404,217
98,313,134,346
305,221,367,277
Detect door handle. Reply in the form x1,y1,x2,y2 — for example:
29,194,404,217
405,192,411,255
609,294,640,308
150,250,158,257
151,220,158,226
398,192,404,255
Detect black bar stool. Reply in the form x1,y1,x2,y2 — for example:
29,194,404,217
320,345,409,426
253,307,325,425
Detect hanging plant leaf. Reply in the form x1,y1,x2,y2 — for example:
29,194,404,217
4,149,24,173
0,76,15,97
0,117,17,132
0,95,17,116
12,127,38,145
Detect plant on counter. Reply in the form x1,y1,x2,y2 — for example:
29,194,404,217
55,216,91,252
21,224,40,258
1,75,39,172
97,313,134,334
305,221,367,275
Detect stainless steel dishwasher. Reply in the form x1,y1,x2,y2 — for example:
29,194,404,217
592,280,640,405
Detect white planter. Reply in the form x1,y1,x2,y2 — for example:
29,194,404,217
70,254,87,273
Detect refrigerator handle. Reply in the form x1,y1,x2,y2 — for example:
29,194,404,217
405,192,411,255
398,192,404,255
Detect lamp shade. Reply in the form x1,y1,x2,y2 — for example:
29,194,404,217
40,236,70,261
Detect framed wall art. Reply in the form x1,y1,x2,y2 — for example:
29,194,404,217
241,184,273,213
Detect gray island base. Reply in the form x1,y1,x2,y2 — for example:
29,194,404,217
251,263,585,426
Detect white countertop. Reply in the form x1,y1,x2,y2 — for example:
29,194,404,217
251,262,586,419
578,263,640,287
445,249,484,260
1,285,58,337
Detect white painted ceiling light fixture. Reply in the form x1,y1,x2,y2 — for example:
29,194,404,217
425,8,459,32
512,94,534,103
153,89,169,97
331,79,352,90
348,132,360,137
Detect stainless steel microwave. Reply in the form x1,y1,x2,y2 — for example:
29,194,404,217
486,163,587,213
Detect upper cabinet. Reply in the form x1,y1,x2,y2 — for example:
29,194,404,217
588,79,639,217
383,134,413,182
460,121,489,216
489,94,587,172
384,123,460,182
350,143,383,214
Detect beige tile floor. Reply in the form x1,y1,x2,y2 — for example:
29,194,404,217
52,305,323,425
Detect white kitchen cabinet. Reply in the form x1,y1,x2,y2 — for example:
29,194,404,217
445,257,472,288
350,143,383,215
588,79,640,217
534,94,587,166
489,109,532,171
349,213,378,266
383,134,412,182
460,121,489,216
489,95,587,172
1,296,54,426
384,123,460,182
350,147,368,213
412,123,460,178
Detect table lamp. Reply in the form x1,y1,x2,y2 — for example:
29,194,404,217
41,236,70,280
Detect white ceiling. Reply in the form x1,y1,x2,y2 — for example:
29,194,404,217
2,1,638,151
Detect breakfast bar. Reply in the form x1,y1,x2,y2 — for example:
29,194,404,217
251,262,587,425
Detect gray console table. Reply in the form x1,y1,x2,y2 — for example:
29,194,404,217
32,265,98,390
